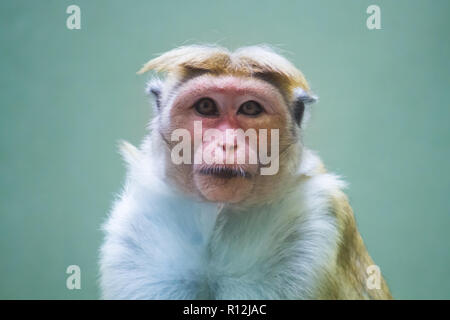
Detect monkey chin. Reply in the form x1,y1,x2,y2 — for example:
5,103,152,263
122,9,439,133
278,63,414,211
193,167,255,204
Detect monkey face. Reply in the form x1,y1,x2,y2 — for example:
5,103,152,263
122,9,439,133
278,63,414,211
161,74,297,204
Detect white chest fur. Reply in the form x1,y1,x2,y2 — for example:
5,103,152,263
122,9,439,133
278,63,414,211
99,150,342,299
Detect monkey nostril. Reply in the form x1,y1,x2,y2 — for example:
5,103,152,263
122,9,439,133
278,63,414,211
222,143,236,152
217,137,238,151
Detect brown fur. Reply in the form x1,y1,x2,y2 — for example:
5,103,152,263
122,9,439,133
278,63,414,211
137,45,311,100
314,188,392,299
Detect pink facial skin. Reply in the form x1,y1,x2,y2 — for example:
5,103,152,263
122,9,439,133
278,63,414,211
167,74,289,203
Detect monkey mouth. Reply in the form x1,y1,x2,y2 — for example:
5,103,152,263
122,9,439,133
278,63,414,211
198,166,252,179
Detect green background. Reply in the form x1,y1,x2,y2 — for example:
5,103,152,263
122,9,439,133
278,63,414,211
1,0,449,299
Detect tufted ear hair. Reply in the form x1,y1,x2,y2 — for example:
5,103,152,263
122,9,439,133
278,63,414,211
145,78,163,111
292,87,318,127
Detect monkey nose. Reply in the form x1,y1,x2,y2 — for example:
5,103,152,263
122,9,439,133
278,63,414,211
218,137,238,152
221,142,237,152
216,133,238,151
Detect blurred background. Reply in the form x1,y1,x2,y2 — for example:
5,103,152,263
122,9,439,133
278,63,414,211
0,0,449,299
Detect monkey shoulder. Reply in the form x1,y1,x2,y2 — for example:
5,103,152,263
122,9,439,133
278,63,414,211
309,178,392,299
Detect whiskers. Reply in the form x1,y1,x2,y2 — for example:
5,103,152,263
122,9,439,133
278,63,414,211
198,165,252,179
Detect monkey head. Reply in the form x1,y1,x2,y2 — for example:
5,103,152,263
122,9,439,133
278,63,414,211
137,45,317,206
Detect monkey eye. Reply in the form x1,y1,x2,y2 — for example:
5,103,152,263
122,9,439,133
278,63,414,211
238,101,264,116
194,98,219,117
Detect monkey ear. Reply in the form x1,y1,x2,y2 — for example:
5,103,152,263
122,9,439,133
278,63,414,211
292,87,318,126
145,78,163,111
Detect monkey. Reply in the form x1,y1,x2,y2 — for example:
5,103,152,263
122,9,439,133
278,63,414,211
99,45,392,300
